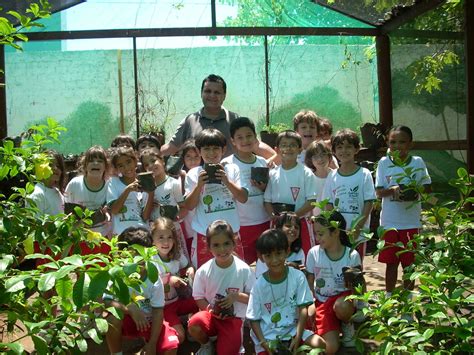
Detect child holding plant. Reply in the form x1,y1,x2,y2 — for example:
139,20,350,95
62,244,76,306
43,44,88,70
247,229,325,355
375,125,431,294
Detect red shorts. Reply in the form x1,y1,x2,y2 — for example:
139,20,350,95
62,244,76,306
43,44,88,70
188,310,243,354
122,314,179,352
163,298,199,326
378,228,418,267
239,222,271,264
195,232,245,268
78,241,111,256
315,291,352,336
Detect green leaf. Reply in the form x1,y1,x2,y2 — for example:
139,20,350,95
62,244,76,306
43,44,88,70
423,328,434,340
5,275,30,292
31,334,48,354
62,254,84,266
55,277,73,299
73,273,90,309
54,265,78,280
88,271,110,301
87,327,102,344
123,262,138,276
76,337,88,352
457,167,468,178
0,342,24,354
146,261,158,284
95,318,108,334
38,272,56,292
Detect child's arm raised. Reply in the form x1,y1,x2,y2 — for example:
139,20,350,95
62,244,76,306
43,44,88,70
183,170,207,211
109,180,140,215
142,307,164,355
142,190,155,221
217,168,248,203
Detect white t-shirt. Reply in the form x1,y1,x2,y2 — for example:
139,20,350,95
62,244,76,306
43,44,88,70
29,182,64,215
255,249,306,278
193,256,255,319
322,167,376,231
104,276,165,322
306,245,361,303
106,176,147,235
153,253,189,305
185,164,243,235
246,267,313,351
143,176,184,222
376,155,431,229
65,175,111,236
264,163,318,213
221,154,270,226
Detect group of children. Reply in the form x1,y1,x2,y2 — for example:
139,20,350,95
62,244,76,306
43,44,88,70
27,110,431,355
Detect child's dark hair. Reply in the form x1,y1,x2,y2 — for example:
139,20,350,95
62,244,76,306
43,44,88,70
195,128,226,149
331,129,360,152
137,133,162,151
275,130,302,149
319,117,333,137
118,226,153,250
230,117,256,138
305,140,332,171
111,146,137,168
387,125,413,141
293,110,321,131
111,134,136,150
312,210,351,247
139,148,164,167
46,149,66,192
201,74,227,93
256,229,289,255
206,220,235,247
274,212,301,253
151,217,181,260
79,145,109,179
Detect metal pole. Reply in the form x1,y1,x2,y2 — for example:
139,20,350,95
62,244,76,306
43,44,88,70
0,45,6,139
211,0,216,28
264,35,270,126
465,0,474,174
133,37,140,139
117,49,125,134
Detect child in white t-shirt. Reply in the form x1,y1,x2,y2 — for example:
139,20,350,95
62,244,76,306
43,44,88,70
104,226,179,355
188,220,255,355
375,125,431,294
222,117,271,264
322,129,376,261
306,211,361,354
106,147,148,235
184,128,247,267
247,229,325,354
141,149,189,260
264,130,318,255
255,212,305,278
151,217,198,343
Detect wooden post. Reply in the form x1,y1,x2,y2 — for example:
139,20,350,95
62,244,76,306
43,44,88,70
264,35,270,126
466,0,474,174
117,49,125,134
133,37,140,139
376,34,393,130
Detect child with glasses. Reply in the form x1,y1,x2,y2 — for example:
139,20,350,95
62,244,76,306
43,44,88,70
264,130,318,255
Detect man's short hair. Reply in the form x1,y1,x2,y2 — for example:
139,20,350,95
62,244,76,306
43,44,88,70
275,130,302,148
118,226,153,250
229,117,256,138
256,229,289,255
201,74,227,93
331,128,360,151
195,128,227,149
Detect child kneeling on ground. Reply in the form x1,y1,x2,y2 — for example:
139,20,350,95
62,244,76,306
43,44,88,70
247,229,325,354
104,226,179,355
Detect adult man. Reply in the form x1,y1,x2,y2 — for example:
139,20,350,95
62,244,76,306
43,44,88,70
161,74,275,159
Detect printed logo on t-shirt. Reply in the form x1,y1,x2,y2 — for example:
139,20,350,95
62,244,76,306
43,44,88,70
290,187,300,201
264,302,272,313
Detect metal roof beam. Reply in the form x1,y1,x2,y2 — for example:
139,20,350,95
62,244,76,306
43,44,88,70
24,26,380,41
381,0,446,33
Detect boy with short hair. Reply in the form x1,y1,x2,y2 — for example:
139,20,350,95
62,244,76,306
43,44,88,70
184,128,247,267
104,226,179,355
264,130,318,254
221,117,271,264
246,229,325,354
293,110,321,165
322,129,376,261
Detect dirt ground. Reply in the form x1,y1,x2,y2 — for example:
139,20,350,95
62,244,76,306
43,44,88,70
5,245,398,354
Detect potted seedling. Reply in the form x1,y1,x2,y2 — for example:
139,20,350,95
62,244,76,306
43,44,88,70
260,122,291,149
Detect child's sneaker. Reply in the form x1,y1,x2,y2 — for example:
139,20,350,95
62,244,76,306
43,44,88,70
341,322,356,348
196,341,214,355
